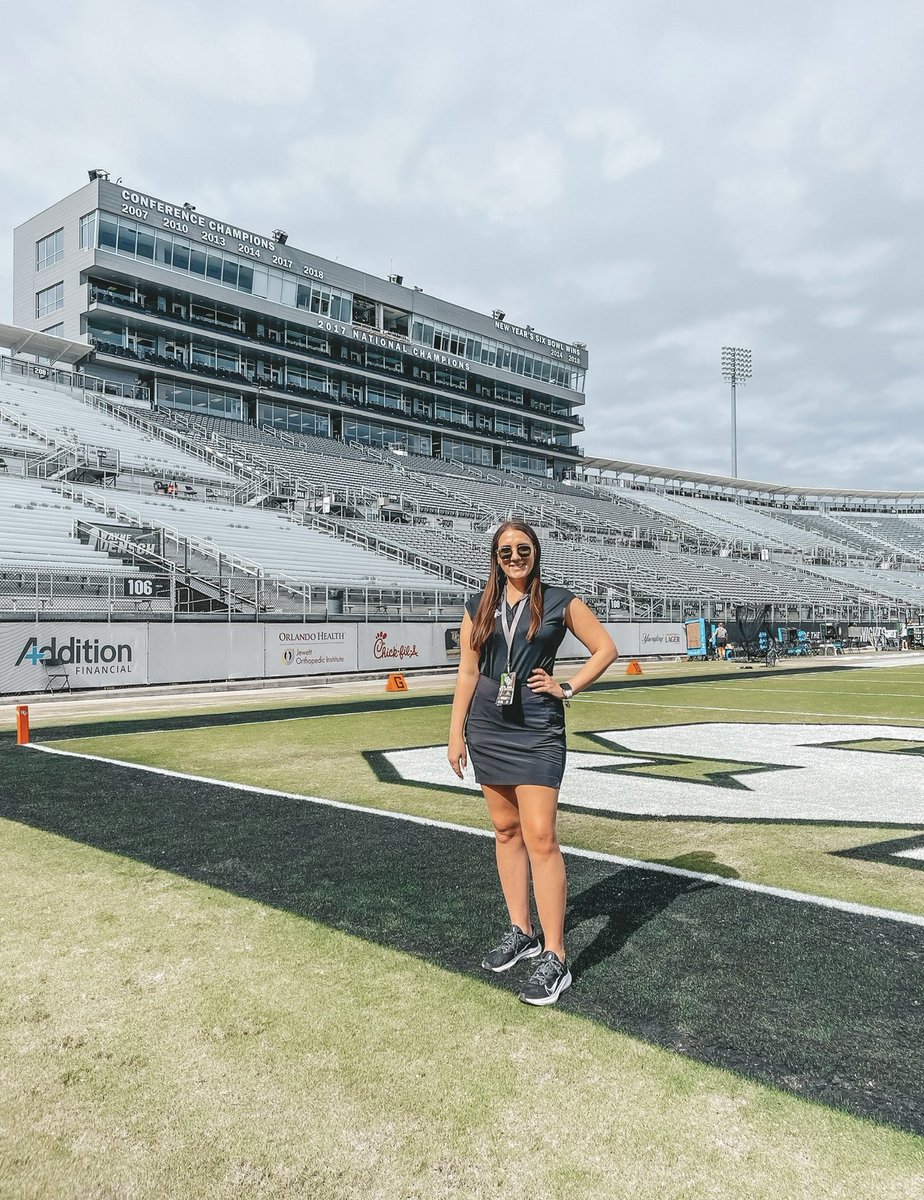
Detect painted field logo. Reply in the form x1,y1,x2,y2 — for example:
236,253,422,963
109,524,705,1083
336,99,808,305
379,723,924,829
16,636,133,675
373,631,420,662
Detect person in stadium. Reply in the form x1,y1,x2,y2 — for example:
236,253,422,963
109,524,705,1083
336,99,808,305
714,621,728,659
447,520,618,1006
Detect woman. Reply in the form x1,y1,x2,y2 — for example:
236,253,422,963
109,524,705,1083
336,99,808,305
448,520,618,1005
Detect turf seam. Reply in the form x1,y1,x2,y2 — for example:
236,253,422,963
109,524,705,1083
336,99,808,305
25,742,924,930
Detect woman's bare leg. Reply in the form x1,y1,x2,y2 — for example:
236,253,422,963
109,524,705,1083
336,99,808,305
517,785,567,960
482,784,532,932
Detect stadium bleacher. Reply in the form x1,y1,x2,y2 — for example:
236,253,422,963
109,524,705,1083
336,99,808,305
0,476,170,614
76,485,458,592
0,375,228,484
0,366,921,624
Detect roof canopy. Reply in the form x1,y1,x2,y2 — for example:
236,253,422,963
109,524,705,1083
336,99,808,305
0,322,92,367
580,456,924,503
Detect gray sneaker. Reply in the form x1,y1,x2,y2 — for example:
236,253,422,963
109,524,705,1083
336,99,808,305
518,951,572,1005
481,925,542,973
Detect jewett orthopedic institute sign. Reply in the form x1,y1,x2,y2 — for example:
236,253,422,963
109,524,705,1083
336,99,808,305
267,625,358,675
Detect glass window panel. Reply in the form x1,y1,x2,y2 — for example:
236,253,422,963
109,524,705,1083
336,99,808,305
206,253,222,282
79,212,97,250
136,229,155,260
251,267,269,297
155,234,173,267
36,228,64,269
35,282,64,318
237,264,254,292
189,247,207,276
172,241,190,271
116,222,137,254
221,258,239,287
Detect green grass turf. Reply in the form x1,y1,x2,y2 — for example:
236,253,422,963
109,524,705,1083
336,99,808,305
2,658,923,1197
34,661,924,916
2,787,923,1199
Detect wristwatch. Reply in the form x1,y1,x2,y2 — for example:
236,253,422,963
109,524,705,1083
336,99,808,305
560,682,574,705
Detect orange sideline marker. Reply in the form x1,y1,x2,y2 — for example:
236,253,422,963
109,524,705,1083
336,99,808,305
16,705,30,745
385,673,409,692
625,660,643,676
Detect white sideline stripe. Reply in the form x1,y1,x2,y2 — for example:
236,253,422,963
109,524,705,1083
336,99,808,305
53,700,453,741
26,743,924,931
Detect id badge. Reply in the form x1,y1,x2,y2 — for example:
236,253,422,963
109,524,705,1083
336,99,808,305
496,671,517,706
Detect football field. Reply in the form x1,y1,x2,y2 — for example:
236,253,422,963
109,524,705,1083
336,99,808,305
2,657,923,1199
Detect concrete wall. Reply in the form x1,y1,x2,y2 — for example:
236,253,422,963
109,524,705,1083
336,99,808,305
13,179,100,338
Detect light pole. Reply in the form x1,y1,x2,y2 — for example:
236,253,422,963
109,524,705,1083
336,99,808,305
721,346,752,477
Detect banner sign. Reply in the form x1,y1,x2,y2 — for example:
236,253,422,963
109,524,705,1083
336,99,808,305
265,624,358,677
0,622,148,692
637,623,685,655
357,624,431,672
0,619,687,695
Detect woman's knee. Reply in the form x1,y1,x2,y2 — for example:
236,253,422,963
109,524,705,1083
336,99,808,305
493,818,522,845
522,825,560,859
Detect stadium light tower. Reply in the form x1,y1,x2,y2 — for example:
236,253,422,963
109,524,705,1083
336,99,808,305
721,346,752,477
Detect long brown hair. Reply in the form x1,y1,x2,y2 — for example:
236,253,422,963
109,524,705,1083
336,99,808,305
470,520,544,653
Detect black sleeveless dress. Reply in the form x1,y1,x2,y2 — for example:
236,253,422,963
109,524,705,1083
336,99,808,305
464,583,575,788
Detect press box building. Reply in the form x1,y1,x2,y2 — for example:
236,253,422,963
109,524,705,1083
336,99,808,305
13,174,588,477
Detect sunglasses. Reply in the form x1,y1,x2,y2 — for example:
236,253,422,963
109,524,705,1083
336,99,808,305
496,543,534,563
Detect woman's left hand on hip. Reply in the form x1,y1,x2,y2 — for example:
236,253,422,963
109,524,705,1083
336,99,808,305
527,667,563,698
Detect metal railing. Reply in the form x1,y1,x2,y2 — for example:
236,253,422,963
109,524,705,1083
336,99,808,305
0,565,468,622
1,563,914,627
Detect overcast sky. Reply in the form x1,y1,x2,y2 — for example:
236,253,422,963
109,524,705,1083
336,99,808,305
1,0,922,490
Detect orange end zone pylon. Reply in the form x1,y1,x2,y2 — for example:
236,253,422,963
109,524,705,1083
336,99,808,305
385,673,409,692
16,704,30,744
625,660,643,676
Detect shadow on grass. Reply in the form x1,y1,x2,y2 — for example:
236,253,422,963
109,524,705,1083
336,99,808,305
566,854,735,983
1,740,922,1136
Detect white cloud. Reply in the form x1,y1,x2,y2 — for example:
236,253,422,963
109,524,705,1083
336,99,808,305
562,260,654,305
818,306,865,329
567,107,663,181
0,0,922,489
416,134,565,224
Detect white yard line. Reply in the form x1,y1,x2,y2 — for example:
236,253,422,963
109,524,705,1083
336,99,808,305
652,683,924,700
25,743,924,931
575,696,924,724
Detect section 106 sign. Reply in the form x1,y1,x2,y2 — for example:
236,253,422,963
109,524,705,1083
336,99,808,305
123,576,171,598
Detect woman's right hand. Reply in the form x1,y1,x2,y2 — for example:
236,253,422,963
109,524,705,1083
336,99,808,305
448,734,467,779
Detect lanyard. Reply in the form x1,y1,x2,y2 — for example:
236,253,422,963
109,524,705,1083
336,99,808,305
500,595,530,673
